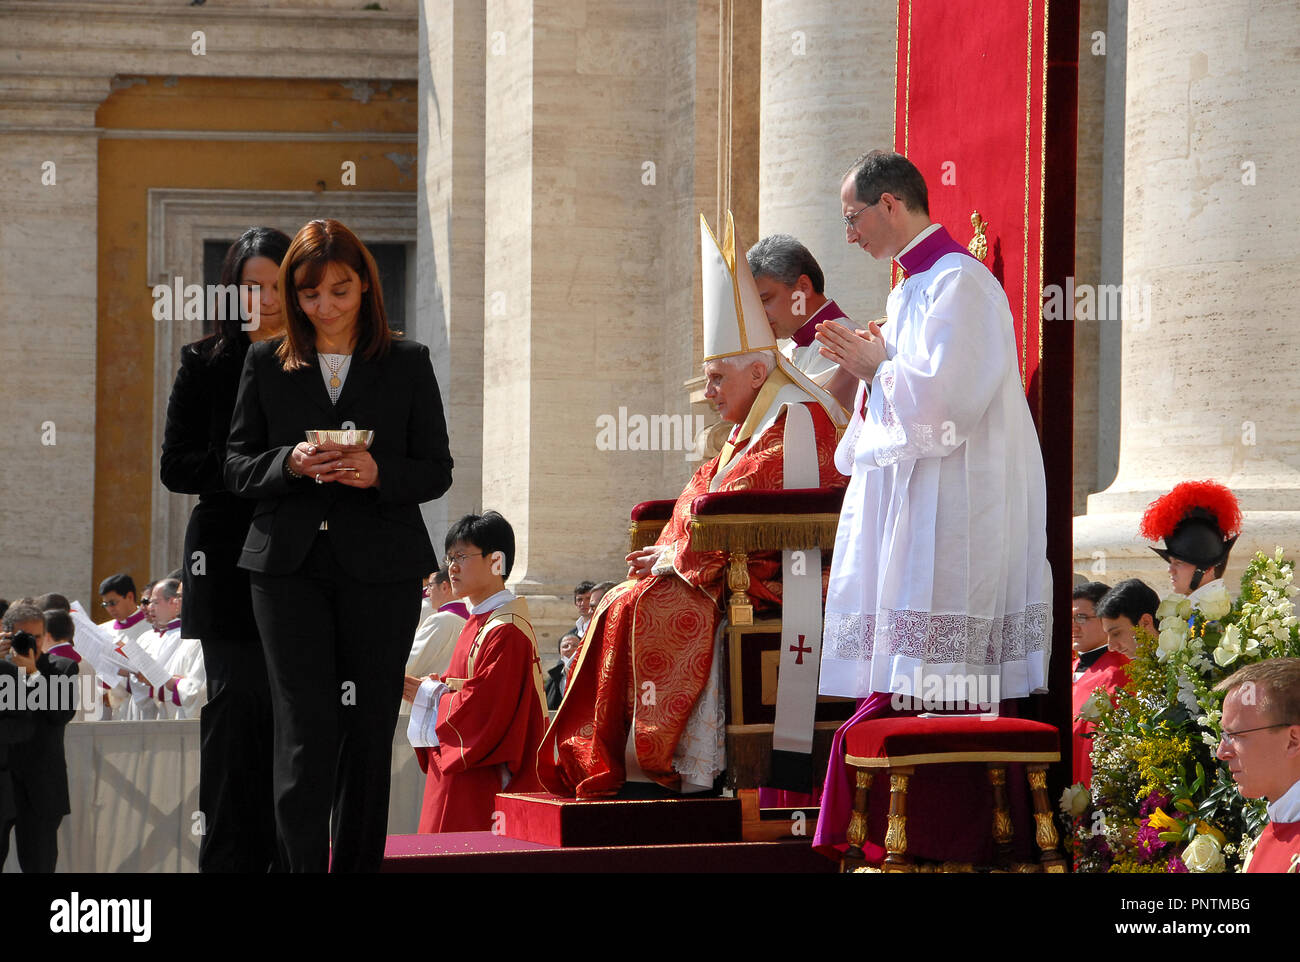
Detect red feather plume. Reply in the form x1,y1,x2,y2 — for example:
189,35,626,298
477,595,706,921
1139,480,1242,541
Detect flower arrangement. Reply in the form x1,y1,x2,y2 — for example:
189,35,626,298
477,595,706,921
1061,549,1300,872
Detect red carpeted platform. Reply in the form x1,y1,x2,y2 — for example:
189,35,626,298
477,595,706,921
492,792,742,847
381,793,833,872
381,831,834,873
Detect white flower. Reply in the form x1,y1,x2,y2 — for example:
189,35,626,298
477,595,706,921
1079,687,1110,723
1175,673,1201,715
1059,783,1089,818
1157,594,1189,620
1212,626,1241,667
1183,833,1226,873
1194,583,1233,621
1157,627,1188,661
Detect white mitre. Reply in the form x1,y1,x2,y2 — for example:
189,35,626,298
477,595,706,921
699,211,847,430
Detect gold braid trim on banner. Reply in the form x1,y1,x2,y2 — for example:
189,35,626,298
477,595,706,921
687,514,842,553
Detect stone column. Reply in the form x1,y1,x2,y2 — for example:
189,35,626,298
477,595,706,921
0,76,107,599
757,0,898,322
470,0,749,645
1071,0,1110,517
480,0,685,641
1074,0,1300,589
419,0,486,546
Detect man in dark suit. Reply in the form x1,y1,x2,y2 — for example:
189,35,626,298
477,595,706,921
546,631,582,711
0,604,77,872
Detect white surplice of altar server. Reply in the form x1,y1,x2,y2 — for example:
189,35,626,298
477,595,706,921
155,634,207,720
97,574,156,720
399,568,469,715
817,150,1052,704
124,579,187,721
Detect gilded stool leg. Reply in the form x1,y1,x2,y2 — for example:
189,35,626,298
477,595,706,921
1027,764,1067,873
726,551,753,626
988,764,1014,870
841,768,875,872
882,767,913,872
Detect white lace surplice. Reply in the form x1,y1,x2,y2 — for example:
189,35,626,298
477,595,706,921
819,252,1052,701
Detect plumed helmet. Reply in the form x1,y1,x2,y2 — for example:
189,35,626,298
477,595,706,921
1139,480,1242,570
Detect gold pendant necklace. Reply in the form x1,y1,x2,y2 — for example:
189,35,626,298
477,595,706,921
323,353,347,389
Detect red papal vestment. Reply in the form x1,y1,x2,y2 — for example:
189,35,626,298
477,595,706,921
538,399,846,798
416,599,548,833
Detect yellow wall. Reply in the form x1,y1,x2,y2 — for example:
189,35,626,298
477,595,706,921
95,76,416,590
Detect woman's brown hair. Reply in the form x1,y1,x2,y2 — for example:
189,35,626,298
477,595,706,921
275,218,395,370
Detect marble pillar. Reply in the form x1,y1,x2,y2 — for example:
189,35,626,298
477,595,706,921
757,0,898,323
419,0,486,547
1074,0,1300,591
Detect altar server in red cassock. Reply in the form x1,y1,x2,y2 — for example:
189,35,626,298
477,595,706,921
1215,658,1300,873
538,212,848,799
404,512,548,833
1072,580,1158,786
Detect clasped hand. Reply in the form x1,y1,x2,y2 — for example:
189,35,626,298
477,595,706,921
289,442,380,489
815,318,887,384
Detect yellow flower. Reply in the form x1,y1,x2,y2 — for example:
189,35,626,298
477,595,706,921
1147,807,1184,833
1196,822,1227,846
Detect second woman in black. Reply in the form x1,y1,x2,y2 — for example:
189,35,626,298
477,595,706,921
160,226,290,872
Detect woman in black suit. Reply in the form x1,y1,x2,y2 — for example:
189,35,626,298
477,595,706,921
161,226,290,873
224,218,452,872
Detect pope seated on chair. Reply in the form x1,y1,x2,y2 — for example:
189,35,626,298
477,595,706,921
537,212,849,799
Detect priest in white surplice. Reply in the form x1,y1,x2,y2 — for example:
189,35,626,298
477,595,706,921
811,150,1051,852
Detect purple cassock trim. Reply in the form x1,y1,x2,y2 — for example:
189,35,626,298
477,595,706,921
440,601,470,619
114,609,147,631
789,299,848,347
49,643,81,663
172,684,181,707
894,225,975,277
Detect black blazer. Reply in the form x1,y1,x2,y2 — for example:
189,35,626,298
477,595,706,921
160,339,259,642
224,338,453,583
9,651,77,817
0,661,35,823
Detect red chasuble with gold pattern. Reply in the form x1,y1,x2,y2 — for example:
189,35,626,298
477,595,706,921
416,608,547,833
538,402,846,798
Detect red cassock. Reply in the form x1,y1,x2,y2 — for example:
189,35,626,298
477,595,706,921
1070,649,1131,787
416,608,547,833
1245,821,1300,873
539,402,846,798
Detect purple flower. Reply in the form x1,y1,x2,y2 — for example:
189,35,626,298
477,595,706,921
1166,856,1189,873
1136,824,1167,862
1139,792,1172,817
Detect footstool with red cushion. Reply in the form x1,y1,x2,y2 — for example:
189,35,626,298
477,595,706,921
841,715,1065,873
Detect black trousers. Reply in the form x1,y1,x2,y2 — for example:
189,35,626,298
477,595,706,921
0,809,61,873
250,534,421,873
197,633,278,873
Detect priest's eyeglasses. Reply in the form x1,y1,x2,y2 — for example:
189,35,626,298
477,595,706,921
1070,613,1097,624
1218,723,1291,746
444,551,484,568
842,201,878,229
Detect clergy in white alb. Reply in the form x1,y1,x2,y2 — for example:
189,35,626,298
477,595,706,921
817,150,1051,705
156,635,207,720
400,579,468,715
